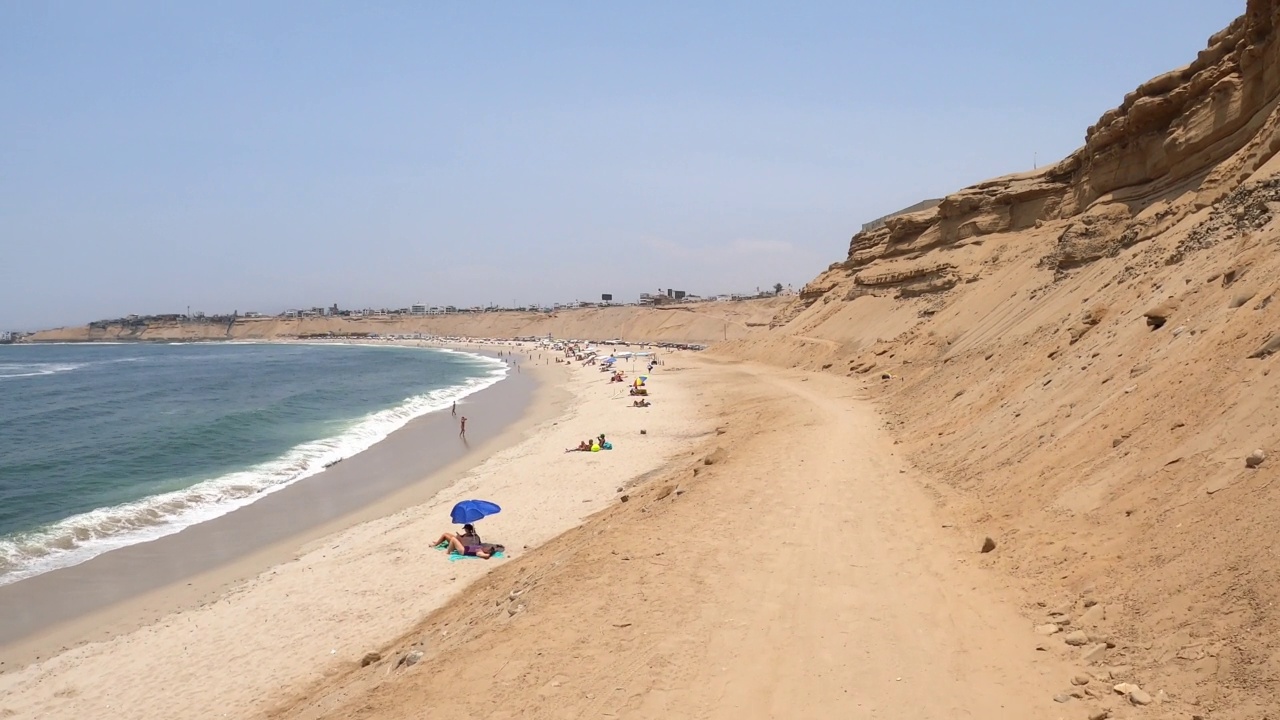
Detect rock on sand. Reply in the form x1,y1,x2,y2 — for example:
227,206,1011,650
1246,449,1266,468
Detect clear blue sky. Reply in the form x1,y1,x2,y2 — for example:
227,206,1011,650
1,1,1243,329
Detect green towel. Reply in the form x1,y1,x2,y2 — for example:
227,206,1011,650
434,541,505,561
449,551,505,562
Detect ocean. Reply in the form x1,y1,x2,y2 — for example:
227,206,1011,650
0,342,506,586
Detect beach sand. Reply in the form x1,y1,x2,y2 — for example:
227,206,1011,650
0,347,708,719
1,346,1086,720
0,348,537,659
261,359,1077,719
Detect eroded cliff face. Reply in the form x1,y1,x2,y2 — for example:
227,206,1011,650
730,4,1280,716
784,0,1280,318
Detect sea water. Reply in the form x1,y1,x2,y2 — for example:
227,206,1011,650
0,342,505,585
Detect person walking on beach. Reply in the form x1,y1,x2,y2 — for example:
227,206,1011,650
459,416,468,438
451,401,457,417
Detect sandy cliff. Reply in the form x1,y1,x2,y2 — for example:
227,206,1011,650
27,299,785,346
719,2,1280,715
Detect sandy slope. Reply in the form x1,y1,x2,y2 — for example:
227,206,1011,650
265,362,1086,720
709,4,1280,716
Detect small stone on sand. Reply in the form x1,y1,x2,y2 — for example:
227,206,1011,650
1246,449,1266,468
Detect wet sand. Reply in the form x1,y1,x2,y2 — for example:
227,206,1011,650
0,346,552,669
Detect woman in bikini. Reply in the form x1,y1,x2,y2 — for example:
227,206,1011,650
434,523,495,557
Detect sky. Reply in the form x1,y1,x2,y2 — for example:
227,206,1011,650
0,1,1245,329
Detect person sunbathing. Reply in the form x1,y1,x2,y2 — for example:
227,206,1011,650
565,440,591,452
632,399,650,407
434,531,497,558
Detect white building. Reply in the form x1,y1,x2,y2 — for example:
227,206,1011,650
410,303,427,315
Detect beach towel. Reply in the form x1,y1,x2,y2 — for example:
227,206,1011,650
449,550,505,562
434,542,506,561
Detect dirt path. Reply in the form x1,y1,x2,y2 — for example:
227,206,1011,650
269,362,1073,719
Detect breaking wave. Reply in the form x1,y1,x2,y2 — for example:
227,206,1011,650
0,353,507,585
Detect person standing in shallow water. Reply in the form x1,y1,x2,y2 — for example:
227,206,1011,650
459,416,467,438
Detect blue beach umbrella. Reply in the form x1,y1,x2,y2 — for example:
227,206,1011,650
451,499,502,524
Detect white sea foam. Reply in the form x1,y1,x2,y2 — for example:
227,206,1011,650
0,355,149,379
0,351,508,585
0,362,87,379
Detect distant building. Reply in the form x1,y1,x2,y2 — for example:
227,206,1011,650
410,303,427,315
244,311,262,318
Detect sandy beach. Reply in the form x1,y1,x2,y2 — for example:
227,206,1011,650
256,359,1080,720
0,344,708,719
12,4,1280,717
0,345,537,660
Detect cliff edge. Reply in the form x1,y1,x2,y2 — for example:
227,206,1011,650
776,2,1280,327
